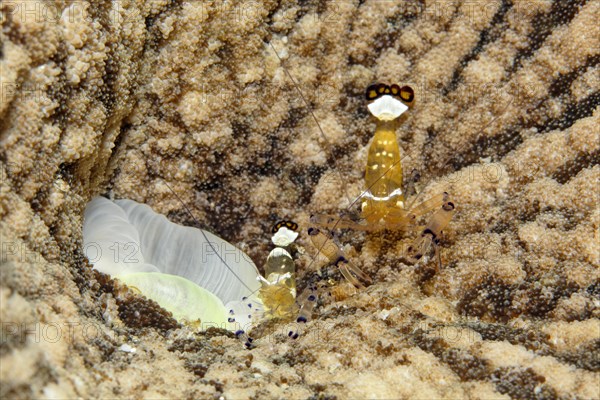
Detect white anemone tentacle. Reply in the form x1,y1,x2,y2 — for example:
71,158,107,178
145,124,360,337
83,196,263,331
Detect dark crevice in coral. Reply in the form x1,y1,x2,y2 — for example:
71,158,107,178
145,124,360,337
548,54,600,98
0,11,27,48
492,367,558,400
458,276,583,323
230,125,293,182
283,347,318,367
458,279,518,323
341,86,372,145
99,52,119,116
281,106,311,131
552,149,600,184
264,5,284,30
442,348,490,381
412,329,490,381
307,384,338,400
168,333,231,379
294,1,315,23
586,280,600,297
70,249,103,298
316,0,340,17
552,339,600,372
144,14,157,31
464,322,551,352
416,263,438,287
510,0,588,74
514,199,542,225
30,165,75,224
30,185,49,215
522,283,577,318
194,178,223,192
46,42,74,133
93,336,118,362
289,164,329,206
231,120,251,140
105,123,131,180
235,157,279,178
144,0,181,34
1,383,33,400
187,188,256,242
370,6,421,61
536,91,600,133
447,127,523,172
490,219,515,234
442,0,514,96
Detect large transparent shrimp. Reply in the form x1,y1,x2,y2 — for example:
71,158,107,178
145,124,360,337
309,83,456,279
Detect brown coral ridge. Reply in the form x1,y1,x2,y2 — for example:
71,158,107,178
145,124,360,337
1,0,599,398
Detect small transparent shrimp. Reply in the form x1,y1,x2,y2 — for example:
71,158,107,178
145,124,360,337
256,220,299,320
228,219,335,343
310,83,456,271
230,220,301,347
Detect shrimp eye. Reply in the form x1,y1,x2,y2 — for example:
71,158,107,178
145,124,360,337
273,220,297,233
443,202,455,211
423,228,436,239
285,221,298,231
307,227,319,236
399,86,414,102
377,83,388,95
272,221,282,233
366,84,380,100
334,256,347,266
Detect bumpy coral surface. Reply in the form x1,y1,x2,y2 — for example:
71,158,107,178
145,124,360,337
1,1,598,398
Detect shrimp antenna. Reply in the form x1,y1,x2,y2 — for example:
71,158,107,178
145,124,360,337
158,178,260,297
267,41,352,206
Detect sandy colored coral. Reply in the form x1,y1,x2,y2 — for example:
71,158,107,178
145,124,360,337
1,0,599,399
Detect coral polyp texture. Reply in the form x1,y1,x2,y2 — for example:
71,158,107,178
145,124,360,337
1,1,598,399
